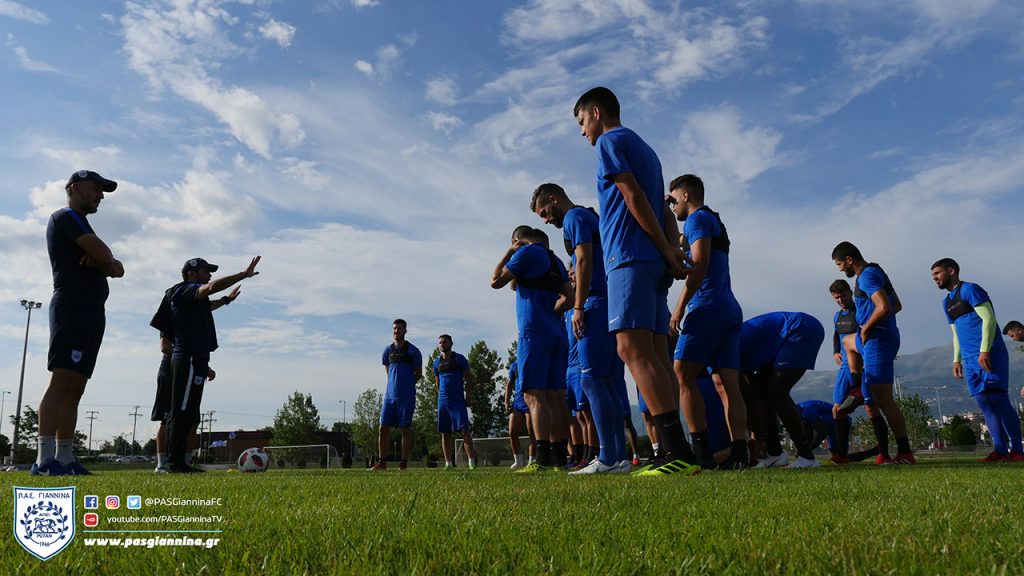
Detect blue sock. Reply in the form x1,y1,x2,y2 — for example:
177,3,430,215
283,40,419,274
580,373,621,465
978,391,1022,453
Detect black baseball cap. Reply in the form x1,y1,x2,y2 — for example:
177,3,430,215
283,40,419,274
182,258,219,274
66,170,117,192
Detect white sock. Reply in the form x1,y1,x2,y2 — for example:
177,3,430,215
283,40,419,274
56,438,75,465
36,436,56,466
633,453,640,460
445,460,453,467
185,452,194,465
652,442,660,454
513,453,522,465
469,458,476,467
528,456,536,464
157,453,167,466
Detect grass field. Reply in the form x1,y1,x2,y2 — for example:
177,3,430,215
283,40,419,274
2,455,1023,575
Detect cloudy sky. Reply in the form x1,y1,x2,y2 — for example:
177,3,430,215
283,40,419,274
1,0,1023,446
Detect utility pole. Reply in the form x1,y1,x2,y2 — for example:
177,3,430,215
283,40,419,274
205,411,216,461
86,411,99,455
128,406,142,457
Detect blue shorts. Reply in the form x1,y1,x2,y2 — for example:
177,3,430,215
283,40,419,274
964,354,1009,397
437,402,470,433
606,259,671,334
380,397,414,428
565,367,589,413
698,376,729,453
512,392,529,414
48,302,106,379
518,335,567,391
636,386,650,415
775,320,824,370
675,305,742,370
856,332,898,387
578,296,616,379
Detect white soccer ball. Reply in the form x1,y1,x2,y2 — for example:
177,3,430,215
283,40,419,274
237,447,269,472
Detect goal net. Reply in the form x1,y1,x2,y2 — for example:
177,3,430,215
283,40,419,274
454,436,532,467
264,444,341,469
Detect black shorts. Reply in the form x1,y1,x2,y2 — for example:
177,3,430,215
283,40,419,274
151,355,172,422
169,356,207,424
48,302,105,379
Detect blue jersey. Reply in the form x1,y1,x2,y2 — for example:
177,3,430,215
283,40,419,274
739,312,820,372
150,294,174,340
944,282,1008,362
594,126,665,271
683,207,738,312
433,352,470,404
382,342,422,400
562,207,607,295
167,282,218,362
506,244,568,338
854,264,898,339
47,208,109,304
799,400,837,446
565,310,580,368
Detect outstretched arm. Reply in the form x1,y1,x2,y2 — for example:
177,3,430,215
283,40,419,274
197,256,260,300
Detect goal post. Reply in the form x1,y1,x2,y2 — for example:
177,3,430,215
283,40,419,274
264,444,341,469
453,436,531,467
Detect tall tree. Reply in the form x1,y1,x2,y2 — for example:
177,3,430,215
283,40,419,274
10,405,38,463
467,340,505,438
895,394,934,450
413,347,442,458
271,391,324,446
352,388,383,465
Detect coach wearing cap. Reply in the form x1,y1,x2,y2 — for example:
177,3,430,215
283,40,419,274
161,255,261,473
33,170,125,476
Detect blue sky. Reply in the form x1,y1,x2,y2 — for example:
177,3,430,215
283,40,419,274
1,0,1023,445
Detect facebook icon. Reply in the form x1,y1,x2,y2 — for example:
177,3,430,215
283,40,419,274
84,495,99,509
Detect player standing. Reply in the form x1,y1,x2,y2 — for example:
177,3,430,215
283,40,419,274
931,259,1023,461
573,87,698,477
434,334,477,469
831,242,914,464
374,319,422,471
35,170,124,476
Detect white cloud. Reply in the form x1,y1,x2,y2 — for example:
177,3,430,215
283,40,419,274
280,157,330,190
427,111,462,134
6,33,59,73
120,1,305,159
503,0,621,43
650,16,769,88
351,0,379,8
425,76,458,106
669,105,784,201
221,318,348,357
0,0,49,25
354,60,374,76
259,18,296,48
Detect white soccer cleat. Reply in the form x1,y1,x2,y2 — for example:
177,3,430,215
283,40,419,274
612,460,632,474
754,452,789,469
788,456,820,469
509,461,524,470
567,458,618,475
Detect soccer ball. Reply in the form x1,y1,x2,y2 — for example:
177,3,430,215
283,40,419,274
237,447,269,472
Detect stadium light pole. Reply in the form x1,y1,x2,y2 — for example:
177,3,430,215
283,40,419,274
0,390,9,445
12,299,42,465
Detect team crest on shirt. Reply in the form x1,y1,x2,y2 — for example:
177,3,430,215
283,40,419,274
194,376,205,386
13,487,76,561
70,350,83,363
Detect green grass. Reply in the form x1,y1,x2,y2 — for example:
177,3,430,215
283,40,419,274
2,456,1023,575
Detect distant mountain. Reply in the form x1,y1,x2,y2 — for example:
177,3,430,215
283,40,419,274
792,343,1024,417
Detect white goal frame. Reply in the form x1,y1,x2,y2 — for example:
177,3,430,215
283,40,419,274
263,444,341,469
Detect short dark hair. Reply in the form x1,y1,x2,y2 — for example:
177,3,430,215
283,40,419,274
829,279,851,294
530,183,566,212
573,86,620,121
1003,320,1024,335
393,319,407,328
831,241,863,262
930,258,959,273
669,174,704,199
511,225,533,242
526,227,549,247
438,334,452,341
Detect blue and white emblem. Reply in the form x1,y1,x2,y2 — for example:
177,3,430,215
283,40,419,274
70,350,83,363
13,487,76,561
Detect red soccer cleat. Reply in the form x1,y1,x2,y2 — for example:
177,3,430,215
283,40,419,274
978,451,1006,463
873,454,893,465
892,453,917,465
830,454,850,465
398,460,408,471
631,457,641,467
1003,451,1024,462
371,461,387,471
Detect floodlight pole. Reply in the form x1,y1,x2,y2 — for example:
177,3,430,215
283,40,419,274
11,300,41,465
0,390,9,446
86,411,99,455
